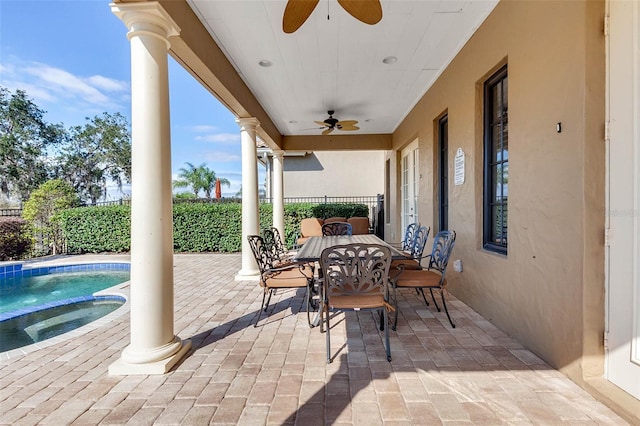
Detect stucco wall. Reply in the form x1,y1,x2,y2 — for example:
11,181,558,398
284,151,384,198
387,0,605,383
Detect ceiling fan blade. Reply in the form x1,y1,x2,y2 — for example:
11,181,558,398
337,0,382,25
322,127,334,136
283,0,320,34
336,120,359,131
314,120,331,128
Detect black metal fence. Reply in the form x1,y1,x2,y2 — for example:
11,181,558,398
0,208,22,217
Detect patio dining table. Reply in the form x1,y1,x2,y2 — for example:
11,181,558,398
294,234,407,262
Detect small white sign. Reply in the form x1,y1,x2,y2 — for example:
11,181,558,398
454,148,465,186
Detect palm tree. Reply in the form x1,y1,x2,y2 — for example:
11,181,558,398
172,162,204,197
200,168,230,199
235,184,267,199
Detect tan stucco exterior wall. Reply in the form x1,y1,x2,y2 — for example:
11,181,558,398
387,0,606,391
284,151,384,198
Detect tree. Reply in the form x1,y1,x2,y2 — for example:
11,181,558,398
55,112,131,204
22,179,80,255
172,162,230,199
235,184,267,199
173,162,204,197
0,87,66,201
200,168,230,199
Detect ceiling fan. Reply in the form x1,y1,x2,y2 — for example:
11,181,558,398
314,110,359,135
283,0,383,34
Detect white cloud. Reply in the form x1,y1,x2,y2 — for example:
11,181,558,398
0,57,129,120
204,151,241,162
86,75,128,92
190,125,219,133
195,133,240,144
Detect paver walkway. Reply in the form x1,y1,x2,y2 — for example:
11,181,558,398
0,254,628,425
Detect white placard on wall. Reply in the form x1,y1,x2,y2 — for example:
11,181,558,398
454,148,465,186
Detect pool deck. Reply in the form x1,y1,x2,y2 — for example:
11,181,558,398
0,253,629,425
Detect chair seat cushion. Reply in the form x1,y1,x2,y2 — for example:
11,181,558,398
390,258,421,270
394,270,444,288
328,294,385,310
265,268,311,288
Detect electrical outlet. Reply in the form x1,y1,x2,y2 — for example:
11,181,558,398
453,259,463,272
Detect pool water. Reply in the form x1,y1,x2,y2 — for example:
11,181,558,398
0,270,130,314
0,298,125,352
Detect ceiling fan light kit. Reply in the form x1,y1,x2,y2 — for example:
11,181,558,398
314,110,360,135
283,0,383,34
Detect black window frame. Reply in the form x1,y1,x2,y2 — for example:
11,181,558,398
483,65,508,254
438,114,448,232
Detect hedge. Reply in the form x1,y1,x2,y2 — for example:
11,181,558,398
0,217,32,260
57,202,369,254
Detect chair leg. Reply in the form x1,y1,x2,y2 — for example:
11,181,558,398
383,308,391,362
325,306,332,363
255,289,268,327
428,288,441,312
414,288,429,306
378,310,385,331
391,285,399,331
440,289,456,328
265,288,274,311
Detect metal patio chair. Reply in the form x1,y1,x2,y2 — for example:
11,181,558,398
319,243,393,363
390,222,419,252
391,230,457,329
321,221,353,236
262,227,295,265
247,235,316,327
390,225,430,271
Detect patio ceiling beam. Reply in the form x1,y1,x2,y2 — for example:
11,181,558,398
145,0,283,149
282,134,393,151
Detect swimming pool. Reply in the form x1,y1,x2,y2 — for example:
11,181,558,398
0,263,130,315
0,262,130,353
0,297,125,352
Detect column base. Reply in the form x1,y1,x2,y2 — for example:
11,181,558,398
109,339,192,375
235,269,260,281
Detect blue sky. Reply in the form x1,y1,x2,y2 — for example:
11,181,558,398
0,0,258,199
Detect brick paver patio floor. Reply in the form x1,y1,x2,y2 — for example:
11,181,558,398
0,253,628,425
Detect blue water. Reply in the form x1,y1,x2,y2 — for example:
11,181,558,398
0,298,125,352
0,270,130,315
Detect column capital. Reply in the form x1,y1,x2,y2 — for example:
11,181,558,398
272,149,285,159
111,1,180,45
236,117,260,132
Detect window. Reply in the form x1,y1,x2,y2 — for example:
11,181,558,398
483,66,508,254
438,114,448,231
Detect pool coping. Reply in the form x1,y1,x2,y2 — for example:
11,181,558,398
0,260,131,360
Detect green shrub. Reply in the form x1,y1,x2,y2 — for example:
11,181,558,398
57,201,370,253
22,179,80,255
311,203,369,219
173,203,243,252
57,205,130,253
0,217,32,260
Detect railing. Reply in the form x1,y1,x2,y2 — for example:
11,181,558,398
0,209,22,217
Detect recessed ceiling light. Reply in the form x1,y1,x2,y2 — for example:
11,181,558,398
382,56,397,65
258,59,272,67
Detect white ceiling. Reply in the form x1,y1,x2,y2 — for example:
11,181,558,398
188,0,498,136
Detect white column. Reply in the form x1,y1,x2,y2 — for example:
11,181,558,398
236,117,261,279
272,150,285,243
110,2,190,375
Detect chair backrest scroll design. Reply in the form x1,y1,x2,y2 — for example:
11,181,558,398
401,222,419,251
321,222,353,236
320,244,391,298
427,230,457,278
